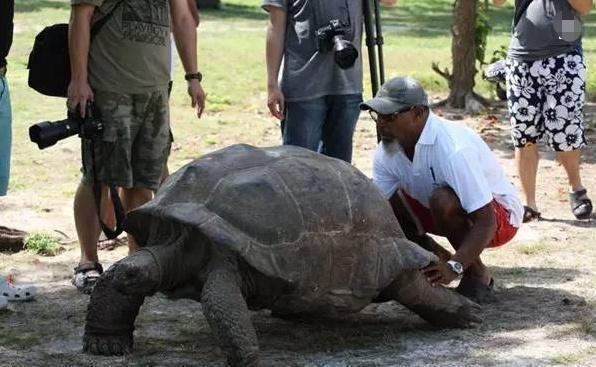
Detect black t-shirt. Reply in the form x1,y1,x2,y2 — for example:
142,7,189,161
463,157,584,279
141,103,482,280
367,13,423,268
0,0,14,68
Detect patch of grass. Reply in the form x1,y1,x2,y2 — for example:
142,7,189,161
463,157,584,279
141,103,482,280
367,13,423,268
550,346,596,365
578,319,596,337
24,232,63,256
0,327,41,348
517,242,549,256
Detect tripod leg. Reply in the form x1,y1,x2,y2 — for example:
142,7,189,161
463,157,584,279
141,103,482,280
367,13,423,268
363,0,379,97
372,0,386,84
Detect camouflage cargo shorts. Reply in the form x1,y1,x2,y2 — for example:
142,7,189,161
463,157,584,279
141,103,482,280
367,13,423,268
81,89,171,191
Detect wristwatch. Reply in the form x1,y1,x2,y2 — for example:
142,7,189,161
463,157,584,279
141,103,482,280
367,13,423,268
446,260,464,276
185,72,203,82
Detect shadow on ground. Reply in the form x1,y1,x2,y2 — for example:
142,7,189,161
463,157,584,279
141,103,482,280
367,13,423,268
1,276,591,366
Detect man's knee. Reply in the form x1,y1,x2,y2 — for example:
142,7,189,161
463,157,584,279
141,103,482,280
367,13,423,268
429,186,461,210
429,187,463,217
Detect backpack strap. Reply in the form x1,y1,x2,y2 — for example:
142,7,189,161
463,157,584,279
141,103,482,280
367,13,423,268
513,0,534,28
90,0,124,40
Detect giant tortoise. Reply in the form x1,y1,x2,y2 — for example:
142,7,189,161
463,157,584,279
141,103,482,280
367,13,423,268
83,144,480,366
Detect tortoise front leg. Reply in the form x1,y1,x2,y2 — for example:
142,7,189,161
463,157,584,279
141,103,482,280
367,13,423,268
83,264,145,355
201,262,259,367
380,269,482,328
83,249,162,356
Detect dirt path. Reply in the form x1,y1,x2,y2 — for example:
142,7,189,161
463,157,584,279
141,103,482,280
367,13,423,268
0,103,595,367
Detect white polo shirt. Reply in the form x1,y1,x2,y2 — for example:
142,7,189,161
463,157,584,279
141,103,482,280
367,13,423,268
372,112,523,227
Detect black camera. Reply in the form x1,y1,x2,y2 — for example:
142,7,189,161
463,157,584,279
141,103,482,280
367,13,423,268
315,19,359,69
29,102,103,150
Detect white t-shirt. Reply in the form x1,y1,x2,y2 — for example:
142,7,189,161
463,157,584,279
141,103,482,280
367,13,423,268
372,112,523,228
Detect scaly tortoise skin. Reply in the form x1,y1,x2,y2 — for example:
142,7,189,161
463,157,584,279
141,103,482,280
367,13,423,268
83,144,481,366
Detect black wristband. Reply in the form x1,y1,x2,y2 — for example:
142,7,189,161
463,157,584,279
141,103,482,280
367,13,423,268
184,72,203,82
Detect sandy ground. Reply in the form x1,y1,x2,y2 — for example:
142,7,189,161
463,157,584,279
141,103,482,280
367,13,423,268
0,101,595,367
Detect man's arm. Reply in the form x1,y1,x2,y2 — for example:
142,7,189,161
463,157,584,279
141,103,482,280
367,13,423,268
170,0,206,118
68,4,95,117
187,0,200,26
491,0,507,6
265,5,286,120
568,0,593,15
422,203,496,286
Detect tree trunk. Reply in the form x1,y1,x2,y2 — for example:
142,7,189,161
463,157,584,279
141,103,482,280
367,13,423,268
448,0,477,109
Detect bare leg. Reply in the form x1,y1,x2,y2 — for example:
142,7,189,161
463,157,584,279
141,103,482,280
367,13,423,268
515,144,539,211
201,261,259,367
379,269,481,328
557,150,584,192
74,183,102,265
388,191,452,261
428,187,491,286
121,187,153,253
100,188,116,231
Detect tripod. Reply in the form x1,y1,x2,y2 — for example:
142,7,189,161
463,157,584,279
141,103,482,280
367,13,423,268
363,0,385,98
363,0,385,142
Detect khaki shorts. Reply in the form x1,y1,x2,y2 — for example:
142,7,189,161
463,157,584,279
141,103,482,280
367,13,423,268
81,89,171,191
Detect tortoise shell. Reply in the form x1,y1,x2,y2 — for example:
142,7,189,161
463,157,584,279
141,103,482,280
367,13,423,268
126,144,434,306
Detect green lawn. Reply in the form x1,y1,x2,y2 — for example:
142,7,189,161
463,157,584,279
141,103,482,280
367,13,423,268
6,0,596,195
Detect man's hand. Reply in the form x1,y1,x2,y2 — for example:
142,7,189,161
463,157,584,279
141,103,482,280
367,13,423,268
267,86,285,120
421,262,458,286
187,79,206,118
380,0,398,6
67,79,94,118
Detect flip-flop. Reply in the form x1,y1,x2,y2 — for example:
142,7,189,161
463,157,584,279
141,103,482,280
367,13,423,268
456,276,496,304
522,206,541,223
569,189,593,220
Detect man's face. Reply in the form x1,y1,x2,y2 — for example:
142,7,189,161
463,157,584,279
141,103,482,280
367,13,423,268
369,106,417,145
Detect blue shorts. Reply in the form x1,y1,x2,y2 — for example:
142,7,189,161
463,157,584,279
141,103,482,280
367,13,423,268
0,75,11,196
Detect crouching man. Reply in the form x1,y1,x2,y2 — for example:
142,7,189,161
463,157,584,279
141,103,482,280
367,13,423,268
362,76,523,303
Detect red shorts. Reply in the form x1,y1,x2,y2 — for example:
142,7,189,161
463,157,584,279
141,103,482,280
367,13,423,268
402,192,518,248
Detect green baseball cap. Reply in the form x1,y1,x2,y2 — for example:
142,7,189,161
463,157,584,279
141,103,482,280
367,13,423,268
360,76,428,115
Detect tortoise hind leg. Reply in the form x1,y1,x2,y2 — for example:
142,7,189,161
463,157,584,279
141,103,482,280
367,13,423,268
380,269,482,328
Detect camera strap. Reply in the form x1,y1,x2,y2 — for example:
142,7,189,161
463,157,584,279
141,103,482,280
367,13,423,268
513,0,533,29
90,139,126,240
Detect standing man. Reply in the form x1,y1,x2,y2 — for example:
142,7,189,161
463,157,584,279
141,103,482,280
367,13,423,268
0,0,14,197
0,0,39,305
68,0,206,294
495,0,593,221
263,0,396,163
362,76,523,303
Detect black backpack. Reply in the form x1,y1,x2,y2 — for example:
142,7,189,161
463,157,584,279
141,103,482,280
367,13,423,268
27,2,122,98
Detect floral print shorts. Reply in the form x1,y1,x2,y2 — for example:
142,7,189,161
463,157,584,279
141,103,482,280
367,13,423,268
506,51,586,151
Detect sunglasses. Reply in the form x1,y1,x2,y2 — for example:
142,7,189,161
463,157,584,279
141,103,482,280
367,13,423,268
369,106,415,123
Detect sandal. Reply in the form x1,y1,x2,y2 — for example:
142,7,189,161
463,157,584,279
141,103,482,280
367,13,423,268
97,233,127,251
522,206,541,223
0,274,37,301
72,262,104,295
456,276,496,304
570,189,593,220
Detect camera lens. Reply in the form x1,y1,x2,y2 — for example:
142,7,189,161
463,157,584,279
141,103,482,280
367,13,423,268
29,119,81,150
332,36,358,69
